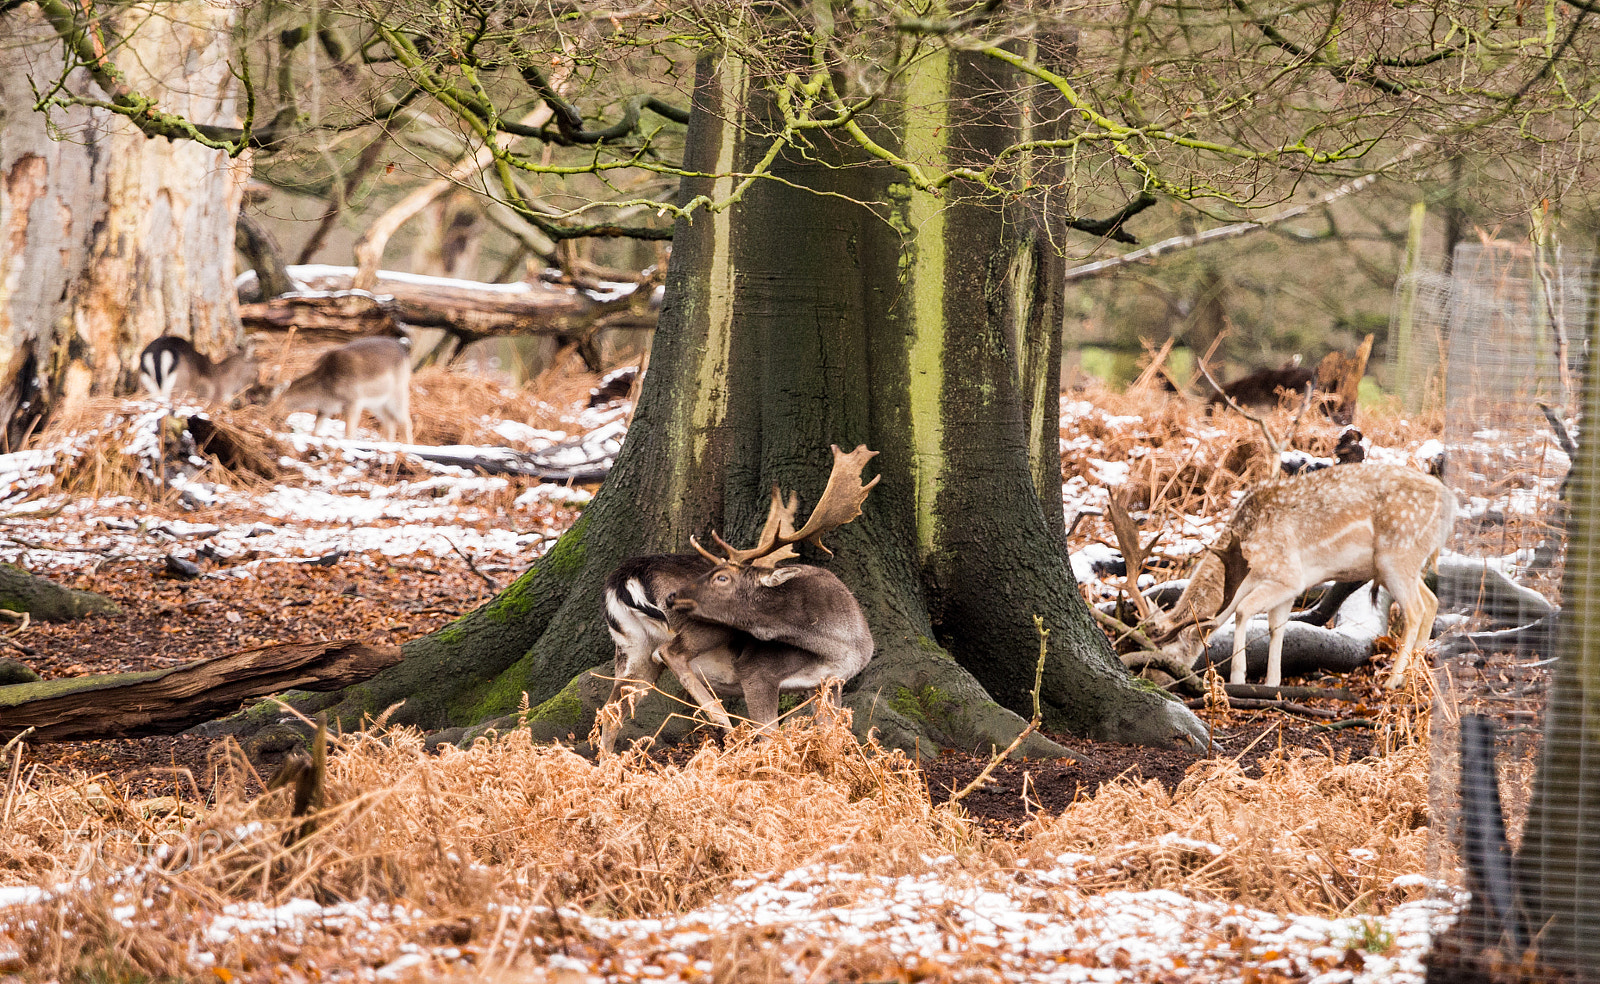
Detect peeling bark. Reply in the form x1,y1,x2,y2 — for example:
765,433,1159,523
0,2,246,430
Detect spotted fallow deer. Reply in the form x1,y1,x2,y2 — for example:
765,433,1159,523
597,445,879,753
139,336,259,405
1150,463,1456,689
274,336,414,444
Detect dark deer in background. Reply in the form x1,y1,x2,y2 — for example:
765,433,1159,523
139,336,259,406
1205,335,1374,426
597,445,879,752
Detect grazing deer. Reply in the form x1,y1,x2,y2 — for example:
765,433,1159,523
139,336,259,405
597,445,879,753
1149,463,1455,689
1207,359,1316,411
274,336,414,443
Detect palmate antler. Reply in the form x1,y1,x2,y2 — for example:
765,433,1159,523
692,444,880,569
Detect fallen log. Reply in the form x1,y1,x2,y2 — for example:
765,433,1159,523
1182,696,1339,718
0,563,119,620
1223,683,1358,702
1198,620,1374,678
410,446,611,483
237,265,660,342
0,640,402,741
1439,611,1561,659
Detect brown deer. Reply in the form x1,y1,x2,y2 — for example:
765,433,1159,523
274,336,414,443
597,445,879,753
139,336,259,405
1149,463,1455,689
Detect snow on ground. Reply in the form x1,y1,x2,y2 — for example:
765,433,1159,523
0,390,1495,981
0,402,603,572
0,861,1459,984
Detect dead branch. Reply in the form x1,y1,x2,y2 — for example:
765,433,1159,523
1061,141,1427,283
1182,696,1339,718
0,640,402,741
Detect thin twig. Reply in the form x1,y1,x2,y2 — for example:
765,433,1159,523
440,535,501,590
1089,605,1164,651
948,616,1051,805
1195,347,1316,458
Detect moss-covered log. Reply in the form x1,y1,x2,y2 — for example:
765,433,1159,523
0,564,119,620
1,640,400,741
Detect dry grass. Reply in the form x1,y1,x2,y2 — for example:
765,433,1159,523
0,377,1466,981
1064,380,1436,511
0,710,975,978
0,704,1441,982
407,365,594,447
1019,743,1431,915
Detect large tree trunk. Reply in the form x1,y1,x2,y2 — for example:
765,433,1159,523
0,3,246,444
209,44,1203,757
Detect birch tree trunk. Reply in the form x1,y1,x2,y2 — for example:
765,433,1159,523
0,2,247,445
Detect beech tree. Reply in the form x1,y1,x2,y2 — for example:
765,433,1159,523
13,0,1600,753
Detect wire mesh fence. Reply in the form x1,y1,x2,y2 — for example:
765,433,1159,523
1401,242,1600,979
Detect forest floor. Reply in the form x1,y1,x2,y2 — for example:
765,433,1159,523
0,365,1567,984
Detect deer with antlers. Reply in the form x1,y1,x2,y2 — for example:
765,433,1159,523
597,445,879,753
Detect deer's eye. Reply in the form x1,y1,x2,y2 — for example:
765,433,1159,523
714,573,731,584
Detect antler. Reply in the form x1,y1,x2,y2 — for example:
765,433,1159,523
693,485,801,566
691,445,880,568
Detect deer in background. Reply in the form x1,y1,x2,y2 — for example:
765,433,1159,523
139,336,259,406
1148,463,1456,689
597,445,879,753
274,336,414,444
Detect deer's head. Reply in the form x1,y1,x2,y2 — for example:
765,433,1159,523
666,444,879,626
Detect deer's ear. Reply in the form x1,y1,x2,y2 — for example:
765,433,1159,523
757,566,803,588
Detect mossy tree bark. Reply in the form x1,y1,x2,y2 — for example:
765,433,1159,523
233,44,1203,756
0,564,118,620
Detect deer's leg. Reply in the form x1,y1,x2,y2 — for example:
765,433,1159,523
1417,580,1439,649
656,638,735,733
1224,582,1299,685
740,671,782,736
1382,573,1436,690
597,644,664,754
375,403,398,442
311,411,331,437
395,383,414,445
1264,600,1292,688
345,404,364,441
1230,608,1251,685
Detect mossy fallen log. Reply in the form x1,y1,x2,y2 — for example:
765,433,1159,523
0,640,402,741
0,564,118,620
